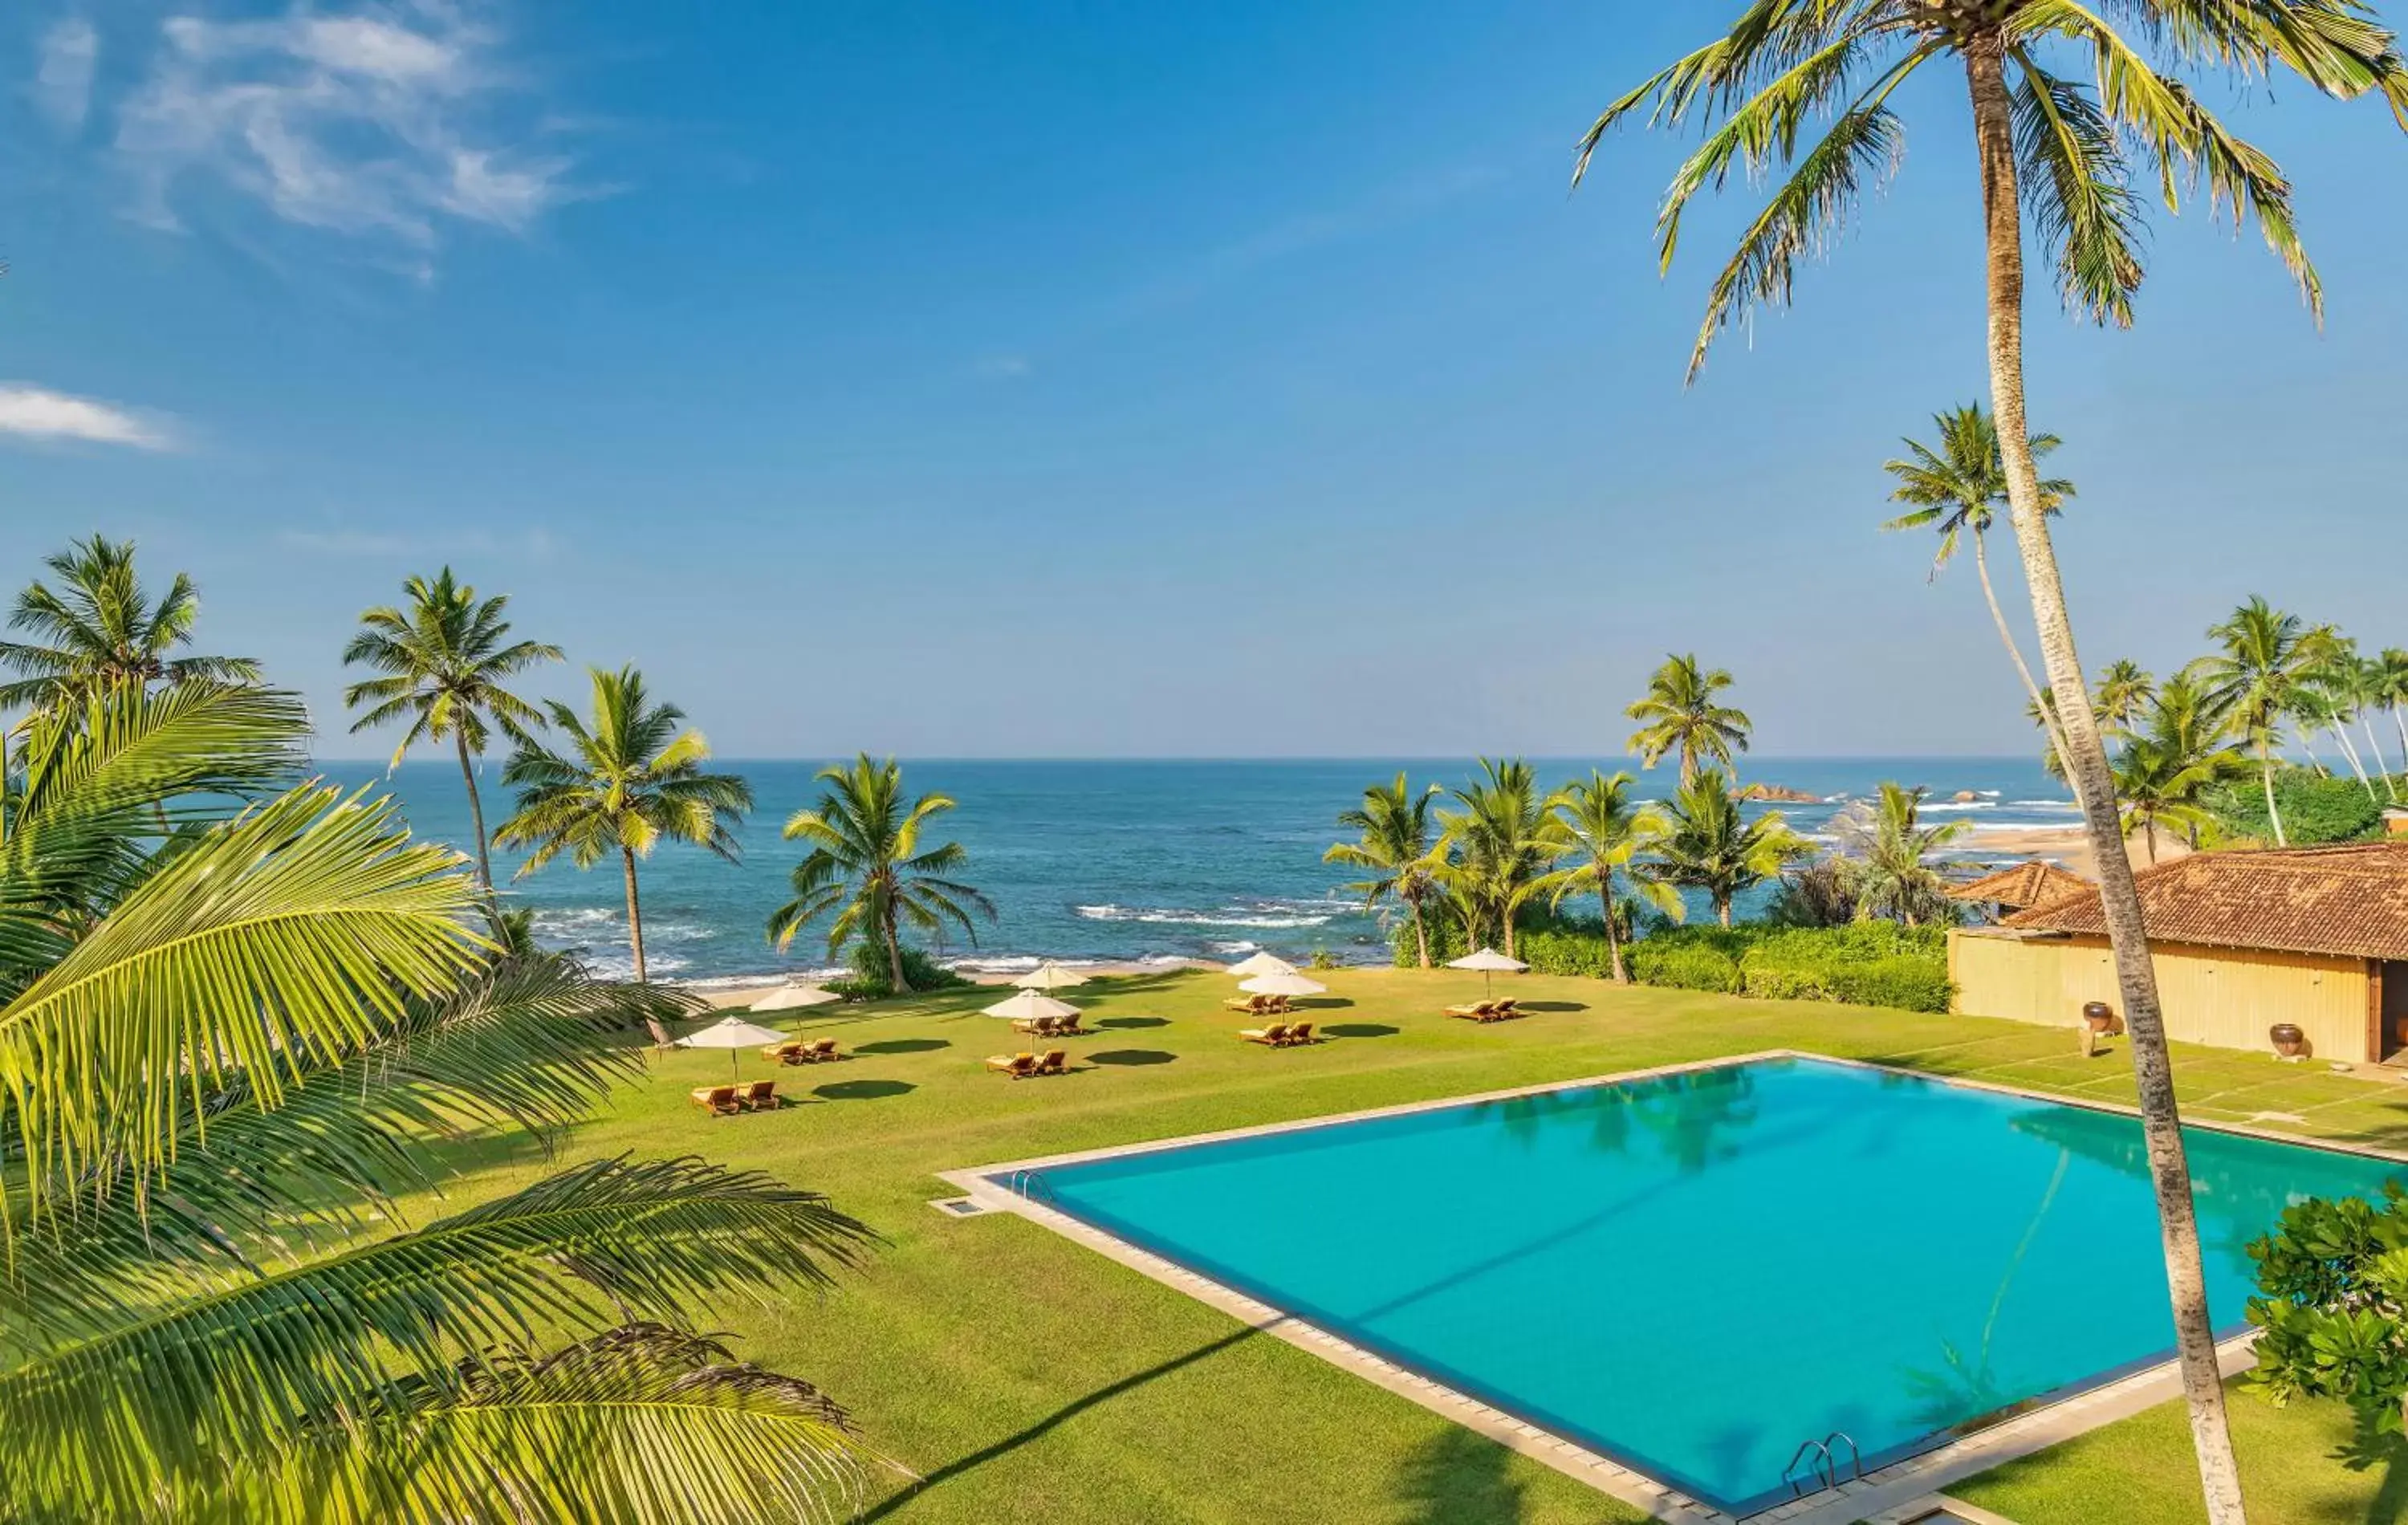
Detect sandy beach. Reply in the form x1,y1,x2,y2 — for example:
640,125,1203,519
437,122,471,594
1965,821,2190,880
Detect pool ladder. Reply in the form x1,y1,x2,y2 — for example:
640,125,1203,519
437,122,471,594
1780,1431,1862,1499
1003,1169,1056,1204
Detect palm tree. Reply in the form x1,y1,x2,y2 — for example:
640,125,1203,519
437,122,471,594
0,681,872,1519
1834,782,1968,927
340,567,563,897
770,754,994,994
1545,770,1678,982
1577,13,2408,1507
1326,773,1446,968
2195,600,2333,847
1881,404,2075,765
1625,654,1751,786
0,535,262,714
2116,672,2247,858
2095,660,2156,741
494,666,752,1027
1434,758,1568,958
1643,769,1810,929
2373,648,2408,788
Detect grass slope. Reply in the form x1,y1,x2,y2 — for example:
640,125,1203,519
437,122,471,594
422,966,2408,1523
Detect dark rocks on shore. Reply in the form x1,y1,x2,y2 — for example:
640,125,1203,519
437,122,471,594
1730,783,1819,804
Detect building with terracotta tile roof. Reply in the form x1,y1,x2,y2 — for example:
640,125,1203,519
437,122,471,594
1947,842,2408,1064
1946,860,2093,919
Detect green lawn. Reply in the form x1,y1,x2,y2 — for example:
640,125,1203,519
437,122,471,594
425,966,2408,1523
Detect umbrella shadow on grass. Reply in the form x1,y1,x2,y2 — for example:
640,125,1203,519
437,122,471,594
1095,1016,1169,1030
811,1079,916,1101
1087,1050,1176,1067
1321,1023,1399,1039
854,1038,950,1055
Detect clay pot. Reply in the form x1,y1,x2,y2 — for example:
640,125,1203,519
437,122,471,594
2081,1002,2117,1035
2270,1023,2307,1059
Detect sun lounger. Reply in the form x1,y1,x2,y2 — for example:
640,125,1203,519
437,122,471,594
1013,1015,1057,1037
1034,1049,1068,1076
761,1041,801,1062
801,1038,840,1062
1224,995,1266,1014
1052,1014,1084,1035
736,1080,778,1110
1240,1023,1292,1046
1445,1001,1495,1020
986,1053,1036,1078
1283,1022,1315,1045
689,1085,740,1116
1488,998,1519,1021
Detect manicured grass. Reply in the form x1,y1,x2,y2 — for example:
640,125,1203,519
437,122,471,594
423,966,2408,1523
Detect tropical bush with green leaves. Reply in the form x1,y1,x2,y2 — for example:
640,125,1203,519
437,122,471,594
2205,767,2389,847
825,939,971,999
2247,1187,2408,1438
1393,913,1951,1012
0,680,877,1523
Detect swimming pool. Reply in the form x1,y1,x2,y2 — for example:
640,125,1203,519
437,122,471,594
982,1056,2400,1516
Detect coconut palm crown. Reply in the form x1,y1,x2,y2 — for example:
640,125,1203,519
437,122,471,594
341,567,563,896
494,666,752,1013
0,535,261,712
1543,769,1680,982
1881,404,2074,762
768,754,994,994
1625,654,1751,787
1325,773,1448,969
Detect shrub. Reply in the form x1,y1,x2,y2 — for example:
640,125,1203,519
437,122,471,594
824,941,971,999
1388,903,1952,1012
2207,767,2387,846
1626,940,1742,994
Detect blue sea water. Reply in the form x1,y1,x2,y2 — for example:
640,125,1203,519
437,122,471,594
1020,1057,2401,1514
313,756,2073,984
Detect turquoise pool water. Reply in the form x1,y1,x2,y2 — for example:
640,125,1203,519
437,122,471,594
1012,1058,2401,1515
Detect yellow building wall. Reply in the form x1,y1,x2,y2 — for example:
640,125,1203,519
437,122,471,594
1947,931,2372,1063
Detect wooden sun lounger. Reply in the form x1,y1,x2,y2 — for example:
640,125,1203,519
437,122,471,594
802,1038,840,1061
1488,998,1519,1022
1283,1022,1315,1045
689,1085,741,1116
1445,1001,1495,1020
1224,995,1267,1014
1012,1015,1057,1037
761,1042,803,1063
736,1080,778,1110
986,1053,1036,1078
1034,1049,1068,1076
1240,1023,1293,1046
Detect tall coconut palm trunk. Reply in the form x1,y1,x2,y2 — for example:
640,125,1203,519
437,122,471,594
2256,734,2288,847
620,846,671,1047
1408,893,1433,969
1972,531,2068,771
1599,876,1629,984
1965,39,2247,1525
454,728,497,897
2361,714,2397,802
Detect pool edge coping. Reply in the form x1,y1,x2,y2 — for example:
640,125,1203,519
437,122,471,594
937,1047,2399,1522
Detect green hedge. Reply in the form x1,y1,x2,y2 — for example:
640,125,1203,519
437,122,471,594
824,941,973,999
1392,911,1952,1012
2206,767,2390,846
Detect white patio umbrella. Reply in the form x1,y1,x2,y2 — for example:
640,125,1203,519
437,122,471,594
981,989,1082,1023
674,1014,789,1078
1447,946,1528,997
1013,960,1089,992
1238,971,1326,998
750,981,841,1013
1226,950,1298,979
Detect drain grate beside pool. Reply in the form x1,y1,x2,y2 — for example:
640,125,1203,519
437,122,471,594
929,1196,997,1217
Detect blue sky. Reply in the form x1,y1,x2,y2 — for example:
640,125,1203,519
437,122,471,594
5,2,2405,761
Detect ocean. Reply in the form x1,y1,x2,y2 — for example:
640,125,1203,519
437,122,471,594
311,757,2075,986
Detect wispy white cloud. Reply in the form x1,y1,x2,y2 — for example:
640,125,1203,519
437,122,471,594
0,384,177,449
115,4,582,254
971,355,1032,380
33,16,100,131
